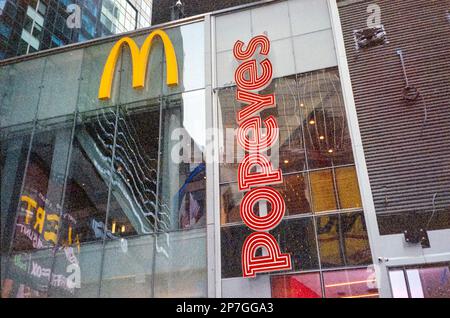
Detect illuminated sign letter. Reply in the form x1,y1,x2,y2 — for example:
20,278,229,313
237,116,279,152
238,153,282,191
236,90,275,123
240,186,285,231
98,29,179,100
233,35,270,60
234,34,292,278
242,232,292,278
235,59,273,91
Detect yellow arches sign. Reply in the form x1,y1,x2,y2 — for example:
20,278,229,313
98,29,179,100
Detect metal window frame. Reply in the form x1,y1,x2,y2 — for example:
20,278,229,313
327,0,450,298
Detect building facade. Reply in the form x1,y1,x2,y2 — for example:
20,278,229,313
0,0,449,298
0,0,152,59
151,0,261,25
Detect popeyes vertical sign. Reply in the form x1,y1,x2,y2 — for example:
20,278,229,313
233,35,292,278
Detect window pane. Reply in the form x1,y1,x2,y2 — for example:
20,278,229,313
220,183,243,225
60,108,116,245
105,101,161,239
335,166,362,209
11,116,74,254
3,116,74,298
38,50,83,119
163,22,205,94
272,173,311,215
276,76,307,174
323,268,378,298
0,59,44,127
221,218,319,278
158,92,206,232
317,212,372,268
418,265,450,298
310,169,337,212
299,68,354,169
1,124,33,258
153,229,207,297
23,16,33,33
77,42,121,112
220,173,312,226
218,76,307,183
48,246,91,298
271,272,321,298
31,23,42,39
99,235,154,298
2,248,54,298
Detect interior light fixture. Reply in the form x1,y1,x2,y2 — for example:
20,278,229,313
319,135,325,140
325,279,377,288
309,119,315,125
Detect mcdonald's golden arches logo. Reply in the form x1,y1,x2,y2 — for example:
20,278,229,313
98,29,179,100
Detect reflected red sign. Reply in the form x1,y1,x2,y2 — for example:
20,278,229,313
233,35,292,278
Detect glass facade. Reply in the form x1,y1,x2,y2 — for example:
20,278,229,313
1,0,449,299
1,20,207,297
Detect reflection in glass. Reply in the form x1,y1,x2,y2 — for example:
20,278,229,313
220,173,312,226
37,50,83,119
317,212,372,268
220,183,243,225
1,124,33,257
221,225,252,278
299,68,354,169
100,236,154,298
274,218,319,273
389,264,450,298
164,22,205,95
61,108,116,245
106,101,161,238
310,166,361,213
12,117,74,254
310,169,337,212
323,268,378,298
0,59,45,128
335,166,362,209
77,41,121,112
221,218,319,278
272,173,311,215
2,248,55,298
153,229,207,297
158,92,207,232
271,272,321,298
274,76,307,174
413,264,450,298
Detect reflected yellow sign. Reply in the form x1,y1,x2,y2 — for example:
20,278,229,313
98,29,179,100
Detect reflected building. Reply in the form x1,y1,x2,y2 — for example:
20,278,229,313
1,0,449,299
0,0,152,59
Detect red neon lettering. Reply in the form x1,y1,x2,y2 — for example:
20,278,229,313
236,116,279,152
235,59,273,91
236,90,275,123
242,232,292,278
234,34,292,278
238,153,282,191
240,186,285,231
233,35,270,60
